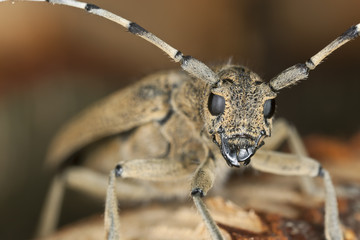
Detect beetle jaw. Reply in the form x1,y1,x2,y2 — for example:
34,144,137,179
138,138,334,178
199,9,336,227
213,129,267,167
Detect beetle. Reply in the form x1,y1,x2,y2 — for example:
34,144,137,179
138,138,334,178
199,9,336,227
7,0,357,239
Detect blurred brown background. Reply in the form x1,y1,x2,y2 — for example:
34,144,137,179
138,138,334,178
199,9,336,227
0,0,359,239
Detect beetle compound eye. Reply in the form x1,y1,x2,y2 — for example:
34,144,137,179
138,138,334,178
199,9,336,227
263,99,276,119
208,93,225,116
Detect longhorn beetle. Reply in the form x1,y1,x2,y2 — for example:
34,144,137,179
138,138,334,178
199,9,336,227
4,0,358,239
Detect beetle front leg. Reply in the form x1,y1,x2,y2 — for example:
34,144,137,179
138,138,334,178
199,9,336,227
252,150,343,240
104,157,198,240
191,156,224,240
263,119,316,194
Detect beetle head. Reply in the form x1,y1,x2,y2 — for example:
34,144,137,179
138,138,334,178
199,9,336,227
204,65,277,167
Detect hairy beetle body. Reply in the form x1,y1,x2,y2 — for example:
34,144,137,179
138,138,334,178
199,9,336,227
49,65,276,173
11,1,355,239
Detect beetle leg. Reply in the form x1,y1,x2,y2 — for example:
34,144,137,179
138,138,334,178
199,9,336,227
191,156,224,240
252,150,343,240
36,174,66,237
104,157,199,239
105,169,121,240
65,167,186,201
38,164,191,238
263,119,316,194
114,158,197,181
263,119,307,154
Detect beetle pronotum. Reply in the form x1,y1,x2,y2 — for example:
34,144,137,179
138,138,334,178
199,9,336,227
2,0,358,239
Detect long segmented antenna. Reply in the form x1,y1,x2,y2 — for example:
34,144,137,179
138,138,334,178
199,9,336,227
1,0,218,84
269,23,360,91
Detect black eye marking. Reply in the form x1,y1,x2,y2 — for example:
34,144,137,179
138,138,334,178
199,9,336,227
208,93,225,116
263,99,276,119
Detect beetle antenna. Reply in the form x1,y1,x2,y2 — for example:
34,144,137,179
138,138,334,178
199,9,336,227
2,0,218,84
269,23,359,91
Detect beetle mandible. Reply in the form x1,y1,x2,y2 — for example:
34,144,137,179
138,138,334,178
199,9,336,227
8,0,358,239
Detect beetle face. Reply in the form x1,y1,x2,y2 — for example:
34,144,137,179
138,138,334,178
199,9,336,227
204,65,277,167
